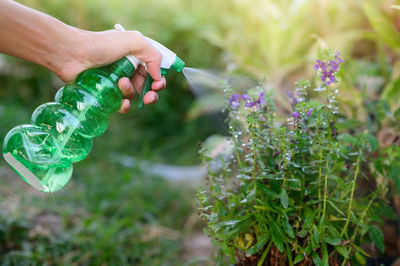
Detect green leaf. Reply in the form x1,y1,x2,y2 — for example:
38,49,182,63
285,242,293,265
280,189,289,209
363,3,400,49
297,229,308,238
338,133,357,145
365,133,379,152
355,252,367,265
304,209,317,229
375,204,397,221
350,242,371,258
327,200,345,216
271,222,284,252
312,252,322,266
325,224,341,238
368,225,385,253
283,216,295,238
294,253,304,264
334,245,349,259
322,244,329,266
311,226,320,250
323,237,341,246
313,226,321,244
246,235,269,257
389,164,400,196
259,185,279,199
254,205,280,214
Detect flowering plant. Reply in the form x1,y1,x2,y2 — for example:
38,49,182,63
198,49,394,265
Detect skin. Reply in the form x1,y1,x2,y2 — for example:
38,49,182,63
0,0,167,113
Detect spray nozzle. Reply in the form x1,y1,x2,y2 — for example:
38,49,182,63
114,24,185,108
171,56,185,72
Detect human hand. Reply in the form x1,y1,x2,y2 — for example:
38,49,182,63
0,1,166,112
57,30,167,113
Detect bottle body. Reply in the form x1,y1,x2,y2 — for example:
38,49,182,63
2,58,135,192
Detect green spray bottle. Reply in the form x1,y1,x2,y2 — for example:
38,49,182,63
2,24,185,192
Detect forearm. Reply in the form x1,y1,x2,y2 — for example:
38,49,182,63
0,0,84,78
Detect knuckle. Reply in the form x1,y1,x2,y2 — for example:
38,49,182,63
154,52,162,63
131,30,143,38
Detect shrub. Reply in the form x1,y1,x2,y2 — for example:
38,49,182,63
198,49,395,265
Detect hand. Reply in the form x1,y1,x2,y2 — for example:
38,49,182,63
60,30,167,113
0,1,165,112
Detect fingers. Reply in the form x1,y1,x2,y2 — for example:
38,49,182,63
118,77,135,99
119,99,131,113
152,77,166,91
131,65,147,93
143,91,158,105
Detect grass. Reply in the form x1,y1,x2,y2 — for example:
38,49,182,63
0,157,197,265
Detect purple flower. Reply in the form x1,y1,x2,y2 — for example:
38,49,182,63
256,91,266,108
228,91,266,110
242,92,265,109
307,108,314,117
245,101,257,108
314,52,343,86
292,111,300,119
228,94,240,109
286,90,298,105
260,115,266,121
241,94,251,101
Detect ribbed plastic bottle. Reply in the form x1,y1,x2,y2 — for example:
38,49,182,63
2,23,185,193
2,58,138,192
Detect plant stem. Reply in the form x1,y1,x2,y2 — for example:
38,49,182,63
318,133,323,214
321,158,329,220
350,193,377,242
232,137,244,169
341,152,361,237
257,240,273,266
281,132,288,188
252,135,257,185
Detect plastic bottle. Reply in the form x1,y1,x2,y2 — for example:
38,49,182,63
2,25,185,192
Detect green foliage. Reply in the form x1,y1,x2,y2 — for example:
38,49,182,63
198,50,392,264
363,3,400,51
363,2,400,111
0,163,195,265
193,0,367,84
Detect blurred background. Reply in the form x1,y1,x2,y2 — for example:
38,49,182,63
1,0,400,264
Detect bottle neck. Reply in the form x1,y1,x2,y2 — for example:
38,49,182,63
112,57,136,79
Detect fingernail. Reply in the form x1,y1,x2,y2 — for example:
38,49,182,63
123,82,130,91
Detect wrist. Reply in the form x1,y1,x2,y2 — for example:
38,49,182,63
51,26,92,83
